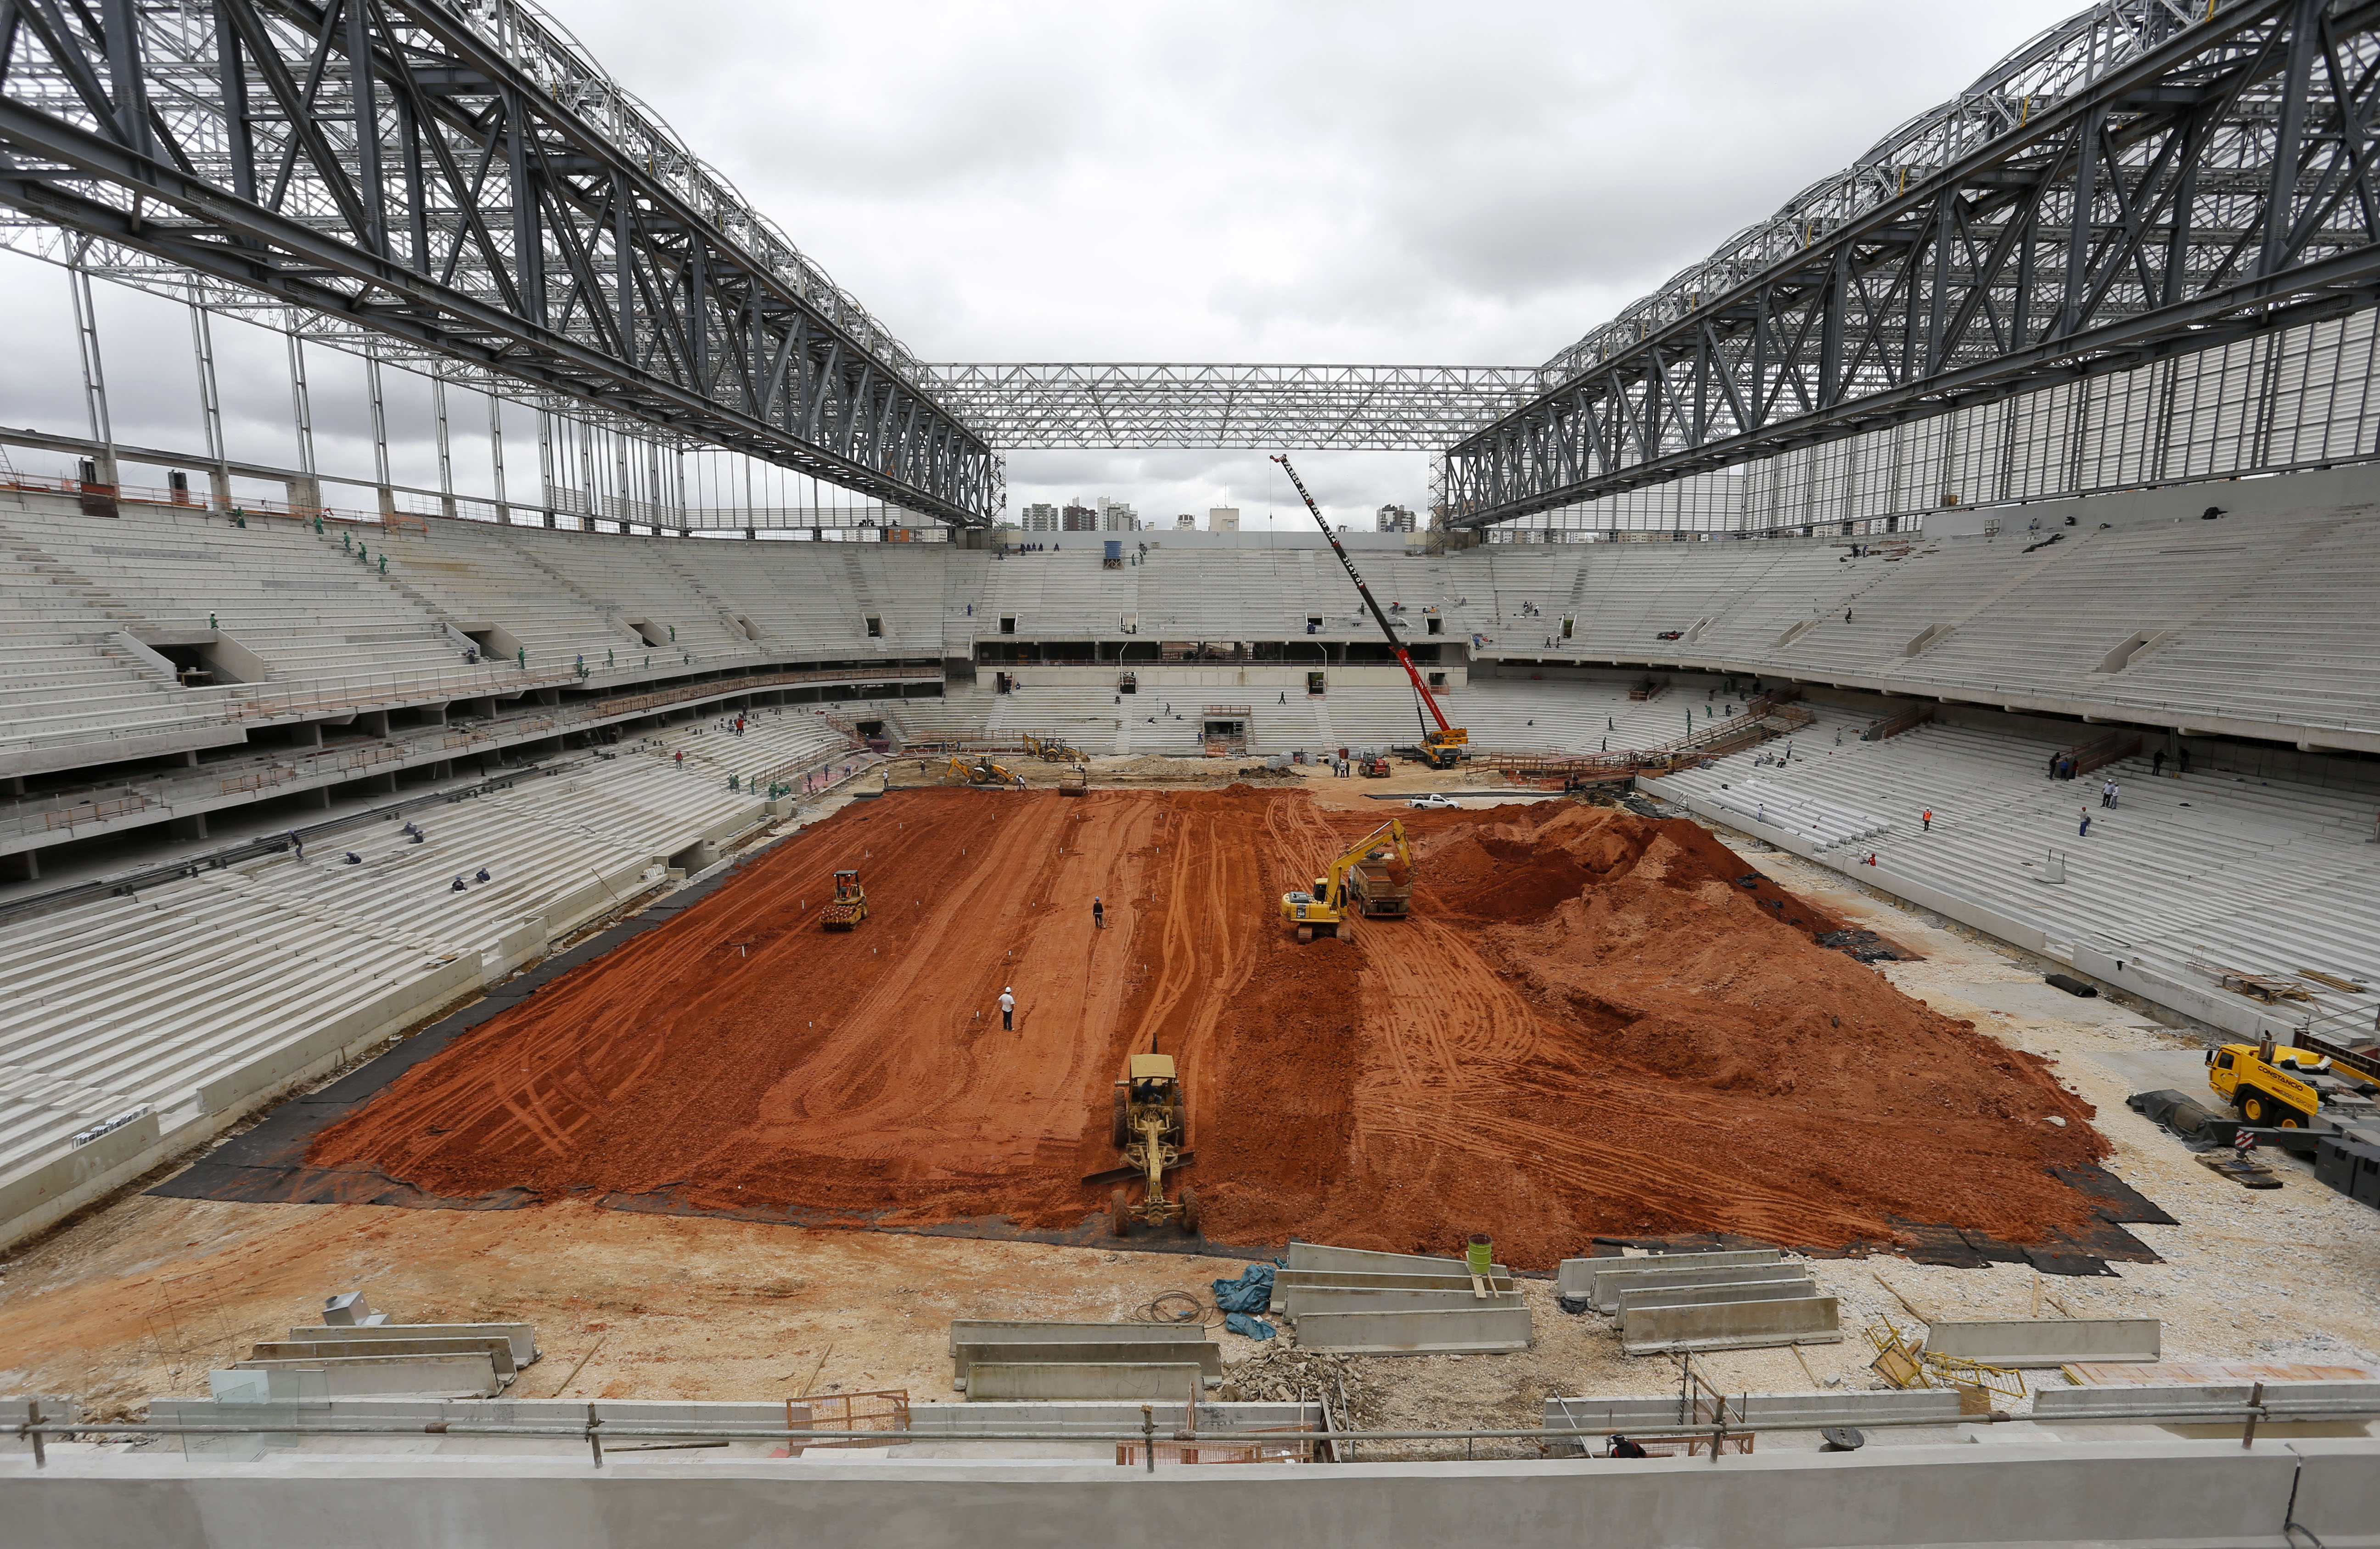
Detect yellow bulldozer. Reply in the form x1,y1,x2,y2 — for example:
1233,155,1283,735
1279,817,1414,942
1096,1053,1198,1236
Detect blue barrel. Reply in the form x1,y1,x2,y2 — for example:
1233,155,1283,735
1103,539,1122,563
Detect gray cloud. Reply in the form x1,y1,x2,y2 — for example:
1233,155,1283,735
0,0,2083,519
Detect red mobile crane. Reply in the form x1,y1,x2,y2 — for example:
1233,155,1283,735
1271,454,1468,770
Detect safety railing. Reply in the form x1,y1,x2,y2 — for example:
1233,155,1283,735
13,1391,2377,1470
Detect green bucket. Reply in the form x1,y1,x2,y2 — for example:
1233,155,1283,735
1465,1235,1492,1276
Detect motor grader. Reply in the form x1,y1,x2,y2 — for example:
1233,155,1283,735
1100,1053,1198,1236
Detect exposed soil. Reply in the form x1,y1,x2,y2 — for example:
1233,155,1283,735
308,790,2107,1269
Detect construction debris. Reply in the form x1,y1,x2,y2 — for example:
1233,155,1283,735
1216,1345,1387,1432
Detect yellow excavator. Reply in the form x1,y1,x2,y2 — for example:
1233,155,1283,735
943,755,1022,788
1279,817,1414,942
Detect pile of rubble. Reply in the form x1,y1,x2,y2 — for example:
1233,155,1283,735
1217,1345,1387,1430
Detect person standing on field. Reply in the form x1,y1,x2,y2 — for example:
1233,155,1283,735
999,987,1014,1031
1093,896,1106,930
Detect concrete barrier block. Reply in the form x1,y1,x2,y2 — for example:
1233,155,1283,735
1621,1295,1841,1354
2032,1380,2380,1420
1293,1304,1532,1354
1559,1249,1783,1301
945,1321,1185,1357
1923,1318,2161,1368
231,1353,500,1397
963,1363,1207,1403
249,1338,518,1380
1285,1243,1510,1278
291,1323,538,1367
1272,1269,1518,1313
1615,1277,1819,1316
1591,1260,1810,1313
1284,1287,1528,1321
1544,1386,1963,1439
951,1341,1220,1383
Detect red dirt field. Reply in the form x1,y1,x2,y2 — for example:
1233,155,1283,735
307,789,2109,1270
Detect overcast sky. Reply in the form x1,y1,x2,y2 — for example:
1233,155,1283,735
0,0,2082,526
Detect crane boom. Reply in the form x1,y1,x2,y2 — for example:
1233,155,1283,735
1270,454,1465,749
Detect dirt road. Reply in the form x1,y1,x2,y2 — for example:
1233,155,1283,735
310,789,2107,1267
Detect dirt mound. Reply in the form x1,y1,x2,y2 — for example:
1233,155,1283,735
309,789,2108,1269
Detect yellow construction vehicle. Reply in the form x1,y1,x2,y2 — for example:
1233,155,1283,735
1279,817,1413,942
2208,1034,2324,1128
1025,733,1088,763
820,869,868,931
1058,764,1089,796
942,755,1022,788
1104,1053,1197,1235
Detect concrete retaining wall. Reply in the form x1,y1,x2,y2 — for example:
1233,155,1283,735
0,1109,161,1253
1590,1261,1806,1313
1620,1295,1841,1354
962,1363,1206,1403
1923,1319,2161,1368
951,1343,1219,1384
6,1440,2371,1549
247,1339,517,1379
1293,1305,1532,1354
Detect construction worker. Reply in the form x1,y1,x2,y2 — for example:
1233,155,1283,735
999,987,1015,1031
1921,808,1932,832
1609,1435,1649,1459
1093,896,1105,930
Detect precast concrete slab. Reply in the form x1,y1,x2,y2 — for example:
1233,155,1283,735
1544,1388,1963,1434
962,1363,1208,1403
1281,1287,1528,1321
1269,1269,1518,1312
1613,1278,1819,1316
1285,1243,1512,1278
247,1338,519,1379
289,1323,539,1366
1620,1295,1842,1355
1557,1249,1783,1301
944,1322,1185,1357
1922,1318,2161,1368
1292,1304,1532,1354
951,1341,1221,1385
1590,1260,1807,1313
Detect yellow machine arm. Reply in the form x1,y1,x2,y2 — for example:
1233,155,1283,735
1317,818,1410,909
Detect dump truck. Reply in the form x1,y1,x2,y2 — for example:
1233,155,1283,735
2208,1035,2323,1128
1103,1053,1197,1236
820,869,868,931
1280,817,1413,942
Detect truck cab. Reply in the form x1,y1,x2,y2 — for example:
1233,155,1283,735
2208,1041,2321,1128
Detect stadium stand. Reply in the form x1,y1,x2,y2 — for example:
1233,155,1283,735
2,476,2376,1253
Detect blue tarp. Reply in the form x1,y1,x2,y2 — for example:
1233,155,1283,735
1212,1262,1275,1313
1213,1263,1279,1341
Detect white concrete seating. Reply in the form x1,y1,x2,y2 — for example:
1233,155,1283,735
484,526,758,668
1659,715,2380,1032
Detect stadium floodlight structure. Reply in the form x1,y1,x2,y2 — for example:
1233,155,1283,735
920,363,1551,451
0,0,1000,526
1444,0,2380,528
